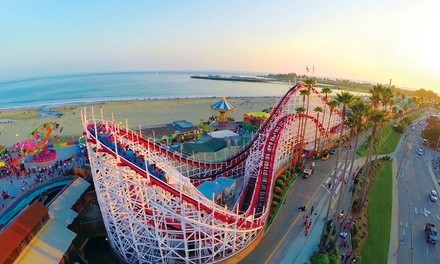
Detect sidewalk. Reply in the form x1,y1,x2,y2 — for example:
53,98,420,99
280,155,368,264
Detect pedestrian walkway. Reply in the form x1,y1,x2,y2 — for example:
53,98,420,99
0,145,87,214
322,161,353,199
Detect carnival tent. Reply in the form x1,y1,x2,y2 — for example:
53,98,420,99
207,130,239,139
211,97,235,126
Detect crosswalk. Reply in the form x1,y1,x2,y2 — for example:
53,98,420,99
322,161,352,199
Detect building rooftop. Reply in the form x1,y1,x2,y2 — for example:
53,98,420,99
197,177,236,200
0,201,48,264
14,177,90,264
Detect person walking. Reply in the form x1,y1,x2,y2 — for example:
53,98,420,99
303,215,309,226
310,205,315,215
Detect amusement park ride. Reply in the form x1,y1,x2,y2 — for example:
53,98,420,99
82,83,344,264
13,122,61,164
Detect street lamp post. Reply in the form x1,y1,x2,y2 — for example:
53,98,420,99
396,146,408,179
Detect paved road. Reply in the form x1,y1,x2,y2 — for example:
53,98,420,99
396,117,440,263
242,133,369,264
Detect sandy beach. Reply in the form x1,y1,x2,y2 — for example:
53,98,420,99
0,97,278,148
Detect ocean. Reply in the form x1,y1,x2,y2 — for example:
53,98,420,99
0,72,291,110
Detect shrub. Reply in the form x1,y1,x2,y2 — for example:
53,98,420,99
402,117,411,125
326,220,333,233
310,253,329,264
352,239,359,249
352,224,359,236
276,179,284,187
274,186,282,195
328,255,340,264
279,175,287,182
393,124,405,133
272,201,279,208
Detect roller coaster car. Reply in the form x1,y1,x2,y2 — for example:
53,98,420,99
321,154,330,161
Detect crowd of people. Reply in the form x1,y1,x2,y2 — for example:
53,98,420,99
0,145,89,212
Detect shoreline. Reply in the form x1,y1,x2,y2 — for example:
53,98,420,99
0,96,278,148
0,95,279,114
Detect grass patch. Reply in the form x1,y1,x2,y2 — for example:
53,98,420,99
357,126,401,156
361,161,392,264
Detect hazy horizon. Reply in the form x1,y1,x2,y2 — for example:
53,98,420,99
1,1,439,91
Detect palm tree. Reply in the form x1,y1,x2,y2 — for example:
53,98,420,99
313,106,323,153
295,106,306,166
357,108,388,210
335,98,369,219
299,89,310,165
304,77,317,115
381,87,394,111
321,100,339,152
320,87,332,127
320,91,353,250
370,84,384,108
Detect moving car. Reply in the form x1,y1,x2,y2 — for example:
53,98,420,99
303,169,312,178
425,223,439,244
429,190,438,202
329,148,338,155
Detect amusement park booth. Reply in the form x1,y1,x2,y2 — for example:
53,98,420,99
207,130,239,139
197,177,236,204
243,112,269,132
141,120,202,145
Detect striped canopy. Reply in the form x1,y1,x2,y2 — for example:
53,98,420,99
211,97,235,111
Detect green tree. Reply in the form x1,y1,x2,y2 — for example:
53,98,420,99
299,88,311,162
320,86,333,140
295,106,306,166
321,91,353,250
314,106,323,152
335,98,369,236
370,84,384,108
358,108,388,210
321,100,339,152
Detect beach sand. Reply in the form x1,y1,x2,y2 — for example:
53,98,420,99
0,97,278,148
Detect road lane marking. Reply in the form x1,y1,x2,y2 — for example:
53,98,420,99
423,208,431,217
264,178,329,263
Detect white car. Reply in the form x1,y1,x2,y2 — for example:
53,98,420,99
429,190,438,202
303,169,312,178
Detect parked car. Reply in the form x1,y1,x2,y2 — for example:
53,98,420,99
429,190,438,202
425,223,439,244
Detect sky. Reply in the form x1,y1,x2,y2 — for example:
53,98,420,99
1,1,439,91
